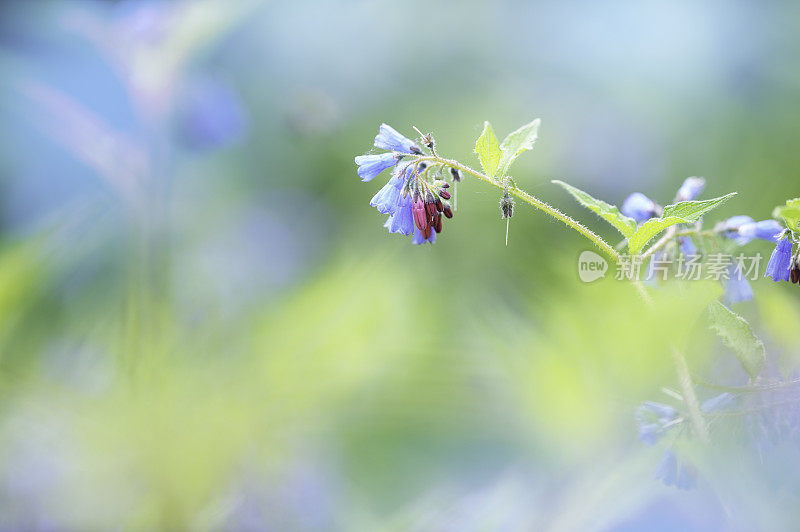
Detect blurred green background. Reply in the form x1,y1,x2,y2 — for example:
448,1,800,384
1,0,800,530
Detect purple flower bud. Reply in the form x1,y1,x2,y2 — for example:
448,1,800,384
439,189,451,200
443,204,453,219
412,199,427,231
432,213,443,234
675,177,705,202
621,193,659,224
718,215,754,232
374,123,421,154
734,220,783,245
765,237,793,282
355,153,399,182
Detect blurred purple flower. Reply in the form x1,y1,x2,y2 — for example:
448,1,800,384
621,192,659,224
176,78,248,150
635,401,679,446
675,176,705,202
723,263,752,305
655,450,697,490
679,236,696,256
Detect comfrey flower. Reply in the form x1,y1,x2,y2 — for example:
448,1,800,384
634,402,680,446
655,450,697,490
621,193,659,224
719,216,783,246
355,153,401,182
359,124,456,245
765,235,793,282
723,263,753,305
374,123,422,155
675,177,705,202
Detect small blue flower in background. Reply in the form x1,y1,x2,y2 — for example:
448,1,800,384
355,153,400,182
176,78,247,150
675,176,705,202
621,192,659,224
374,123,421,154
655,450,697,490
679,236,696,256
723,263,753,305
765,237,793,282
635,401,680,446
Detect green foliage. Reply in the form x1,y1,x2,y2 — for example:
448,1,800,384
773,197,800,232
499,118,540,176
552,180,637,237
708,301,765,379
475,118,541,179
474,121,502,179
627,193,736,254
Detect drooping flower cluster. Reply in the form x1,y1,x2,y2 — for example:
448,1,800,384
356,124,456,245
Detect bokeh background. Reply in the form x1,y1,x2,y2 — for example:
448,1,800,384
1,0,800,529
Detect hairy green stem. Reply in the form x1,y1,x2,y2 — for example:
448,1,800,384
416,156,620,263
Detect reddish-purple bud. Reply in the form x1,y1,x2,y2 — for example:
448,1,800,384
433,213,443,233
422,225,432,240
412,199,427,231
441,182,450,189
439,189,451,200
425,192,437,217
792,262,800,284
434,197,443,212
443,204,453,219
450,167,461,182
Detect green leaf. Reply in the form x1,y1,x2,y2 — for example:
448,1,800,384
773,197,800,232
474,121,502,179
499,118,540,176
708,301,765,379
552,180,637,237
627,193,736,254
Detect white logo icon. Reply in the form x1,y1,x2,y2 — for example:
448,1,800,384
578,250,608,283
